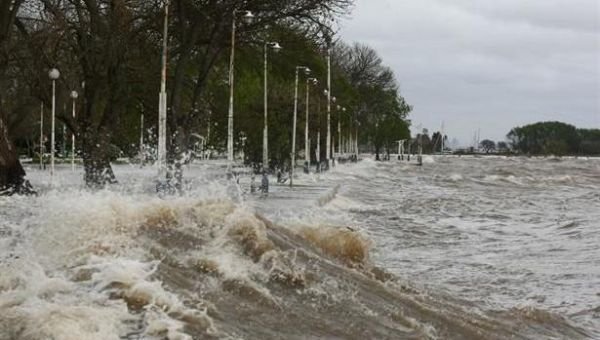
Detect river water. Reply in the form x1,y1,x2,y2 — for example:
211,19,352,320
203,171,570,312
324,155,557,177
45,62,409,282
0,156,598,339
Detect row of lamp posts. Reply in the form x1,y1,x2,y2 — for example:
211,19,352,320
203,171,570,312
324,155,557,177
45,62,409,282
43,4,350,188
45,68,78,184
157,4,347,186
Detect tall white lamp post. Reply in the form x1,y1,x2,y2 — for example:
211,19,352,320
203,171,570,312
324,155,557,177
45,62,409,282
139,105,144,161
291,66,310,187
325,41,332,169
70,90,78,171
48,68,60,182
227,9,255,164
39,102,44,170
263,41,281,171
355,120,360,160
304,77,318,173
337,106,345,157
157,0,169,176
330,96,336,161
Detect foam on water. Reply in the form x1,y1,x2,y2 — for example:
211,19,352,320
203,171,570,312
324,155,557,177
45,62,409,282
0,158,597,339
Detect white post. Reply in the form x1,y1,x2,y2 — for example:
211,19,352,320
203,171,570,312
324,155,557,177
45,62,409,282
39,102,43,170
337,117,341,157
347,132,351,154
326,44,331,167
71,97,76,171
290,68,300,187
304,79,310,166
140,111,144,159
355,125,359,159
227,12,236,164
50,79,56,181
157,0,169,176
263,43,268,170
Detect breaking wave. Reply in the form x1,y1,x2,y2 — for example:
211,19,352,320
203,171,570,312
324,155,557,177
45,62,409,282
0,184,593,340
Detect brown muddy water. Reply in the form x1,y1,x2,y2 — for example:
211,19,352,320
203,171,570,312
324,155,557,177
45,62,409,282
0,156,598,339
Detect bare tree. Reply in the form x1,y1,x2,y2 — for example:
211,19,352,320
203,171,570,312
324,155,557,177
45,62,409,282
0,0,36,195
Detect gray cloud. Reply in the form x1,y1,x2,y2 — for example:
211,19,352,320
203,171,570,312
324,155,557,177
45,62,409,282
340,0,599,145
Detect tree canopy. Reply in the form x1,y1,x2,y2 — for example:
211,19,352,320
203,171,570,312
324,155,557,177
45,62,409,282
507,121,599,156
1,0,412,190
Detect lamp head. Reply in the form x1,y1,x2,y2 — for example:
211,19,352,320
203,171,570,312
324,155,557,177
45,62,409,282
331,96,336,103
269,42,282,53
48,68,60,80
242,11,254,24
297,66,310,75
70,91,78,99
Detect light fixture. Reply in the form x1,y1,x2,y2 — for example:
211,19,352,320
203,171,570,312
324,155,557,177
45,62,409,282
242,10,255,24
48,68,60,80
269,42,282,53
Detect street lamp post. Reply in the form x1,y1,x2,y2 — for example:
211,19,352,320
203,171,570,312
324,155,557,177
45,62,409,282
316,95,321,172
291,66,310,187
70,90,78,171
227,9,255,164
139,105,144,162
304,77,318,173
355,121,359,160
48,68,60,182
39,102,43,170
263,41,281,171
325,41,332,170
330,96,336,165
397,140,404,160
157,0,169,176
337,106,345,159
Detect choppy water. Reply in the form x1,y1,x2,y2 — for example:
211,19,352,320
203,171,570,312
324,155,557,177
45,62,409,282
1,156,598,339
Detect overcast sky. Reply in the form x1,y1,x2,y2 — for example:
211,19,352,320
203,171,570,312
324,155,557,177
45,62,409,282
340,0,599,146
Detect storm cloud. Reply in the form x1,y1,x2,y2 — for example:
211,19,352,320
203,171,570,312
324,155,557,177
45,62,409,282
340,0,599,145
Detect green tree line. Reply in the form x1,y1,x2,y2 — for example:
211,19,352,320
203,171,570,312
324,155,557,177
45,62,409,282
507,121,600,156
0,0,412,191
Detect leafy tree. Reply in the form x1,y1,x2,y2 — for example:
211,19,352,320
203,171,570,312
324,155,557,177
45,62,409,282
497,141,509,152
577,129,600,155
2,0,416,192
507,121,580,155
332,42,411,160
480,139,495,153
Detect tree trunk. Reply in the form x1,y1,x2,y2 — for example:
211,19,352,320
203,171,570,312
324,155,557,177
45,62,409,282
81,126,117,188
0,116,34,195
